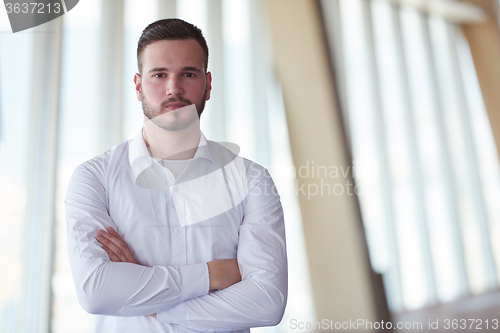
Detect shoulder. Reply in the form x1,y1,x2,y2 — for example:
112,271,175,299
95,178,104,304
68,141,130,188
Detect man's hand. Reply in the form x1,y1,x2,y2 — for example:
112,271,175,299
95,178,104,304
96,227,138,264
96,228,157,318
207,259,241,291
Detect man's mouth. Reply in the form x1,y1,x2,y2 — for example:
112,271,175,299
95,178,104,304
165,103,188,111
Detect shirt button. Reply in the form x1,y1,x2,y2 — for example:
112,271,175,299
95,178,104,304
175,227,181,234
173,187,179,193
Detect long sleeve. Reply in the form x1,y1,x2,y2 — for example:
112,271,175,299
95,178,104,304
65,160,210,317
157,168,288,331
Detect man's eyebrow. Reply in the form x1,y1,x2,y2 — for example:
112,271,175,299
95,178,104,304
148,67,167,74
147,66,203,74
182,66,202,72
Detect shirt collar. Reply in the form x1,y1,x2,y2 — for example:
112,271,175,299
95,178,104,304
128,128,213,181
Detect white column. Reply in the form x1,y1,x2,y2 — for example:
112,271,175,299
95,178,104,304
98,0,124,150
264,0,378,325
204,0,226,142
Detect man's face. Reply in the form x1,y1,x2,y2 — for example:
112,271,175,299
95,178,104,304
134,39,212,131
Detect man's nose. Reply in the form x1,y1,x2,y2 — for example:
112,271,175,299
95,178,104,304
166,77,183,96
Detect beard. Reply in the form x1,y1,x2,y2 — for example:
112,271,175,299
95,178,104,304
141,86,207,132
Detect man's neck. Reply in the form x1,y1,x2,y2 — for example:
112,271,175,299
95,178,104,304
142,116,201,160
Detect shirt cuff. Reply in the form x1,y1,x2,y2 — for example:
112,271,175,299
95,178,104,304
157,262,208,325
157,300,186,325
179,262,210,301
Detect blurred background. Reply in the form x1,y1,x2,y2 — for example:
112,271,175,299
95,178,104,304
2,0,500,332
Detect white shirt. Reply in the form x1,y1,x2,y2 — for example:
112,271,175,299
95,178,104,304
65,130,288,333
161,158,190,181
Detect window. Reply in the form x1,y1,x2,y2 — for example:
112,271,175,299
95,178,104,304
0,13,34,332
52,1,102,332
322,0,500,312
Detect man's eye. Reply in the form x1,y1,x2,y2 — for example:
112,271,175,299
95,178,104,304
184,73,194,77
154,73,165,78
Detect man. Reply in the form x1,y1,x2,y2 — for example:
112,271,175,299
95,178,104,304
65,18,287,333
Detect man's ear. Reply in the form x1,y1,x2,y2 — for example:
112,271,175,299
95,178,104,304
134,73,142,101
205,71,212,101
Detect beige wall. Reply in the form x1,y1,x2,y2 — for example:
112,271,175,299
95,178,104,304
263,0,379,325
463,0,500,160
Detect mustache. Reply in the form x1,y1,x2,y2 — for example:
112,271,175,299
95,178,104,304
161,97,192,108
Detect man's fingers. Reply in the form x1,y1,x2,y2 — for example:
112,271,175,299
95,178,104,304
97,234,124,261
106,228,137,264
107,227,122,240
97,231,128,261
102,245,121,262
98,229,124,249
96,228,137,264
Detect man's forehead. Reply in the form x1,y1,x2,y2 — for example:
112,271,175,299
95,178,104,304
142,39,205,71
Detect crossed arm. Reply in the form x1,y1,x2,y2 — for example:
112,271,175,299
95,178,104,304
96,226,241,292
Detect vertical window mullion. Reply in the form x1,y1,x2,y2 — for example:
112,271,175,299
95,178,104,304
496,0,500,27
21,18,63,333
320,0,351,148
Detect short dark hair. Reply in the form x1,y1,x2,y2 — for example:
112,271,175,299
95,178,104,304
137,18,209,74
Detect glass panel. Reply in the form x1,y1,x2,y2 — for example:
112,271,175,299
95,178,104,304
340,0,405,310
372,2,430,310
337,0,381,268
456,28,500,287
222,0,256,160
398,7,452,306
421,15,470,303
51,1,102,332
0,25,33,332
429,19,492,294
